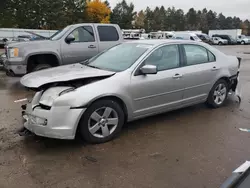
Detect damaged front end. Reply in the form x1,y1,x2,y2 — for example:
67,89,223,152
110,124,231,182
18,66,115,139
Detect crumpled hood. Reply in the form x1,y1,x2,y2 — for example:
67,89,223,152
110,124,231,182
20,63,115,88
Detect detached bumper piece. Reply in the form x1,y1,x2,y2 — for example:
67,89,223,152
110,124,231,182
17,127,33,137
220,161,250,188
229,57,242,103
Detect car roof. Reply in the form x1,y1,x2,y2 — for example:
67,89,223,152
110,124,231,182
126,39,200,45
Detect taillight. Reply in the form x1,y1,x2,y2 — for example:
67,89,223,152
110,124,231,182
237,57,241,68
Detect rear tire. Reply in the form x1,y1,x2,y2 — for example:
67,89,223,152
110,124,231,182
218,42,222,45
206,79,228,108
241,41,245,45
79,99,125,144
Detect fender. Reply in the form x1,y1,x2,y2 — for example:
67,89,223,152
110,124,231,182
24,51,62,65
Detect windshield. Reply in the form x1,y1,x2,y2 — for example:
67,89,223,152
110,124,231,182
86,43,152,72
203,34,210,39
51,25,72,40
192,35,200,40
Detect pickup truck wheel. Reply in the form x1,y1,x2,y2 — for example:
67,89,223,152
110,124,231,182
33,64,52,72
218,42,222,45
206,79,228,108
241,41,245,45
79,99,125,144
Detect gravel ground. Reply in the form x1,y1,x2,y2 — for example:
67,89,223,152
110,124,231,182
0,45,250,188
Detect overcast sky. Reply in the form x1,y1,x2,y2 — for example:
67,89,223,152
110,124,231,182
109,0,250,20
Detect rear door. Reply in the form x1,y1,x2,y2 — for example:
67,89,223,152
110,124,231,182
61,25,99,65
95,25,121,52
180,44,218,105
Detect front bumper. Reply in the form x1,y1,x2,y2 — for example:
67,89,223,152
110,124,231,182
4,58,27,75
23,103,86,139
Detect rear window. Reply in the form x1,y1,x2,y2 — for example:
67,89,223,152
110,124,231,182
97,26,119,41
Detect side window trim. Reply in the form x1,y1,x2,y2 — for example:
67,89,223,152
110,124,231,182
134,44,181,76
207,50,216,62
82,26,95,42
181,44,216,66
66,25,95,43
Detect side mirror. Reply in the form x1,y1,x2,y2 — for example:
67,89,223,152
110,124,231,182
140,64,157,75
65,34,75,44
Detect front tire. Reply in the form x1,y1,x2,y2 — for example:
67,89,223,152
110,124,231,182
241,41,245,45
79,99,125,144
218,42,222,45
33,64,52,72
206,79,228,108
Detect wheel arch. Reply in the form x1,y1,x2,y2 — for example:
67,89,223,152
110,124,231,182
86,95,129,123
74,95,129,139
26,52,61,72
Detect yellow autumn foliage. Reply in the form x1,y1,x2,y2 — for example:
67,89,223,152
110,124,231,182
86,0,111,23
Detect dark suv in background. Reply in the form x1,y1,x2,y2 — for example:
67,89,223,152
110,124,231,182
212,34,237,45
196,33,213,45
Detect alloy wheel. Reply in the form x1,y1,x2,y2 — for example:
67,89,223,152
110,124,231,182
88,107,119,138
213,83,227,105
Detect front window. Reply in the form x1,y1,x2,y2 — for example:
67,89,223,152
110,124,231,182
86,43,152,72
69,26,95,42
51,25,72,40
145,45,180,71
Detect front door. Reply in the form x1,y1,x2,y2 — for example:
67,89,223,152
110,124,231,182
61,25,99,65
181,44,218,105
130,44,185,118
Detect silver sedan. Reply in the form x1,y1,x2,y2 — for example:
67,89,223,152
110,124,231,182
20,40,240,143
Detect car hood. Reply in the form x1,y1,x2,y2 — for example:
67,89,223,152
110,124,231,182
20,63,115,89
7,40,52,48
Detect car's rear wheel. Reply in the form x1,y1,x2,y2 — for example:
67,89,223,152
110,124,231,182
206,79,228,108
79,99,125,144
241,41,245,45
218,42,222,45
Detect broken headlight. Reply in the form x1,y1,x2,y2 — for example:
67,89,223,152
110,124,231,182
39,87,75,107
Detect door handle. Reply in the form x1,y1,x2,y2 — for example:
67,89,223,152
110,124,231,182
211,66,219,71
88,45,96,49
172,73,183,79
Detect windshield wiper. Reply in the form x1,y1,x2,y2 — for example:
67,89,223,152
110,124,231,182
85,64,101,70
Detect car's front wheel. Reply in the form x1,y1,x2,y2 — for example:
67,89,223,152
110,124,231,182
79,99,125,144
206,79,228,108
241,41,245,45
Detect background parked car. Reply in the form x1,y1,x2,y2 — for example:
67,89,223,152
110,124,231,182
212,34,237,45
0,52,7,66
196,33,213,44
237,35,250,45
4,23,124,76
212,37,228,45
173,33,202,42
